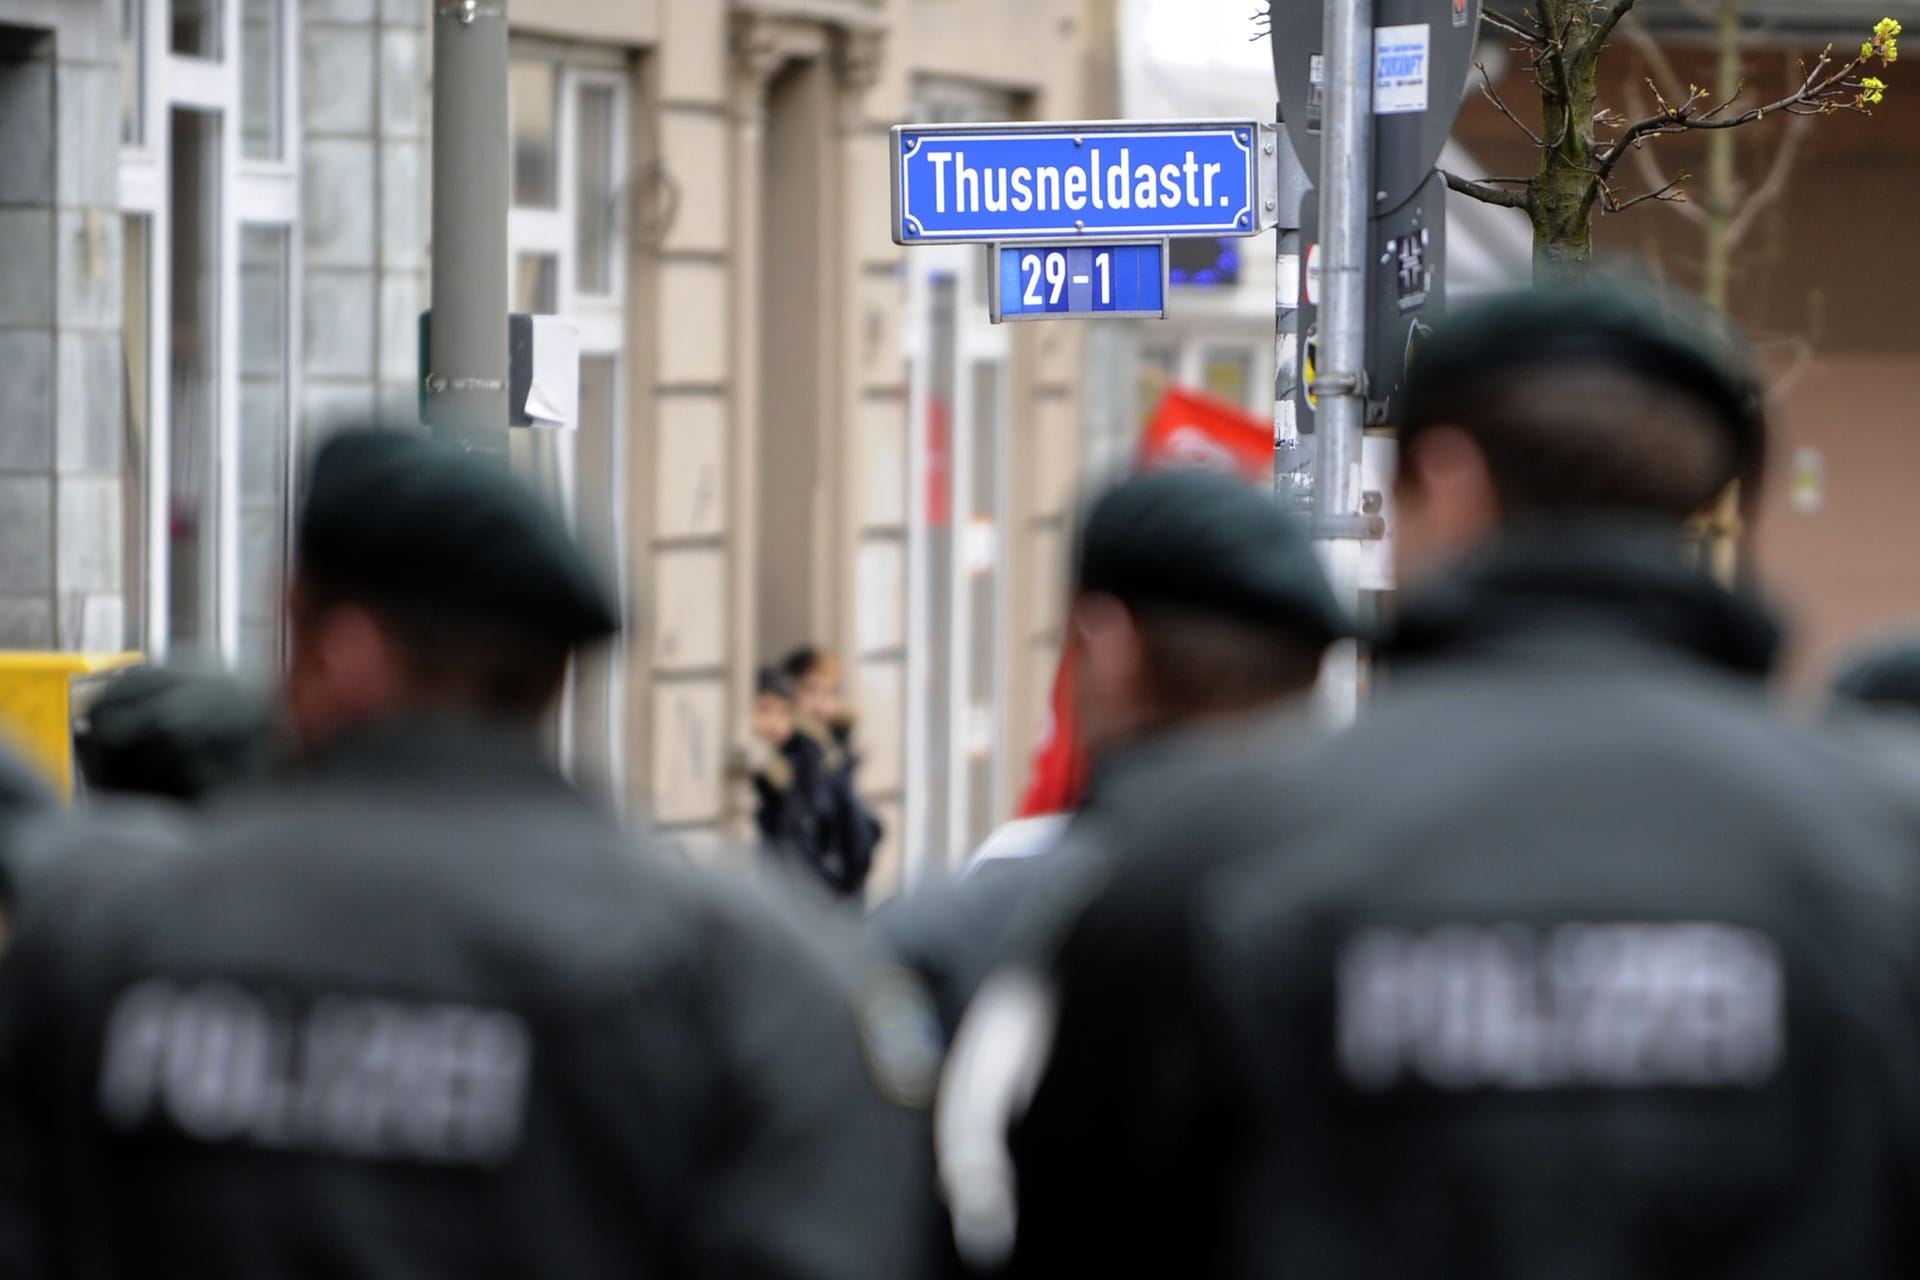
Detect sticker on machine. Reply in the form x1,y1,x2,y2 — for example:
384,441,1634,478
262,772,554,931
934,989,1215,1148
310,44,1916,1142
1374,24,1430,115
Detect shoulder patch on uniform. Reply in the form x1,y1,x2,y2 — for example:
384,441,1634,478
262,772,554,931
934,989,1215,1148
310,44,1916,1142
856,964,946,1110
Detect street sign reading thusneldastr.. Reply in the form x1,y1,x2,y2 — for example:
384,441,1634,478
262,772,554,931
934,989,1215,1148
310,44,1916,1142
891,120,1267,245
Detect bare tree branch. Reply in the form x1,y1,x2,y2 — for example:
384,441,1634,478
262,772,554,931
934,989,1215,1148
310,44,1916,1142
1597,43,1868,179
1476,60,1546,146
1617,53,1710,225
1482,8,1545,45
1603,173,1690,213
1442,169,1533,210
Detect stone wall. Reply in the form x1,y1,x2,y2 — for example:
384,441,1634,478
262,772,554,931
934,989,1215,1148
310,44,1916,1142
300,0,429,446
0,0,124,653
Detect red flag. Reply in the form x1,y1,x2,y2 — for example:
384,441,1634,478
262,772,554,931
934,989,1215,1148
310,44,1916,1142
1134,386,1276,483
1016,644,1090,817
1015,390,1273,816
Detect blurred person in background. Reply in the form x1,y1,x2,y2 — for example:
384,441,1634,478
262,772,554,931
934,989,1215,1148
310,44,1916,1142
72,664,281,804
1,666,283,933
873,466,1349,1034
783,646,854,763
944,285,1920,1278
1823,630,1920,787
785,645,883,897
741,647,879,903
0,745,54,953
747,665,832,882
0,427,940,1279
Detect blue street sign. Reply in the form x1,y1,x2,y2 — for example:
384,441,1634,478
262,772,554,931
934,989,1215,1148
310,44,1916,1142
991,242,1166,322
892,120,1267,245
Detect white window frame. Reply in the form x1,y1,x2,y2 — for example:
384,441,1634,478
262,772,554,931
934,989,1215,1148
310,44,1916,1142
120,0,300,664
508,46,631,794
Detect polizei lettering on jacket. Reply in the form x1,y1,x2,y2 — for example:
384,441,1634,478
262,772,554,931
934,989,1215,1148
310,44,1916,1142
921,147,1231,215
1336,922,1784,1091
98,979,532,1166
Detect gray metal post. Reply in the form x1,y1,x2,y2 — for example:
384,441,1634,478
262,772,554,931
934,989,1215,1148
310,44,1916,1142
425,0,509,456
1312,0,1373,721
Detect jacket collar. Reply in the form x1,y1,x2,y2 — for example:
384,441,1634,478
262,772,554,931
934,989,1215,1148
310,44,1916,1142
1382,524,1783,680
1083,699,1322,807
297,717,572,795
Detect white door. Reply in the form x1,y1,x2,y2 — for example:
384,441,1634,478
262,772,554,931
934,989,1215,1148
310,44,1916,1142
904,243,1011,881
121,0,299,667
507,48,630,803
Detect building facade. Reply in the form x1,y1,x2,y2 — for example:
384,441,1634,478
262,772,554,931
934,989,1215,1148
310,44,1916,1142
0,0,1099,895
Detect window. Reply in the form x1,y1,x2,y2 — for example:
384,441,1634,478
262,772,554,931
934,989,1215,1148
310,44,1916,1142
237,226,291,670
570,354,620,795
514,252,558,314
120,0,144,145
240,0,283,161
1203,346,1254,409
510,59,560,209
1136,342,1178,428
573,85,617,295
171,0,221,59
122,0,299,662
122,215,151,648
166,107,222,656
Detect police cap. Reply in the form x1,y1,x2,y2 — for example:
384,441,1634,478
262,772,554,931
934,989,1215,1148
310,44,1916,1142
75,665,278,801
298,428,618,645
1075,467,1350,642
1396,283,1766,478
1831,631,1920,713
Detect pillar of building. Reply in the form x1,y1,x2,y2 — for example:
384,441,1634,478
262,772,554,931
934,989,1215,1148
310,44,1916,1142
0,0,124,653
834,21,911,896
630,0,737,852
300,0,431,443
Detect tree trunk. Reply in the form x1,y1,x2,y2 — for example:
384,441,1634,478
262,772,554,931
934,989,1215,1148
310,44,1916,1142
1530,0,1605,282
1701,0,1745,583
1700,0,1741,311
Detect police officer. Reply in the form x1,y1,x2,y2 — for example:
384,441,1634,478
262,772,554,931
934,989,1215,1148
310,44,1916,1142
1823,630,1920,795
0,744,54,951
0,665,276,936
73,664,280,803
0,427,940,1278
946,286,1920,1276
873,466,1348,1034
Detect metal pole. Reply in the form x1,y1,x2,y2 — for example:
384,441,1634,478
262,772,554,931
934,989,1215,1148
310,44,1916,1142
1312,0,1373,723
425,0,509,456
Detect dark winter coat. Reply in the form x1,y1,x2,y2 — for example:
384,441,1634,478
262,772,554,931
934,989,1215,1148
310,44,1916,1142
0,722,941,1280
970,530,1920,1280
755,726,880,901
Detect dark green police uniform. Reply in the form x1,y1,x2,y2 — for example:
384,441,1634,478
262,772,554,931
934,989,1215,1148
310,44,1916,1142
0,428,942,1280
872,466,1348,1035
949,292,1920,1279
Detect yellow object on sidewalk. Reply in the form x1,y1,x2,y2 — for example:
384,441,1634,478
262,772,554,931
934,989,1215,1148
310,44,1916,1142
0,652,142,802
